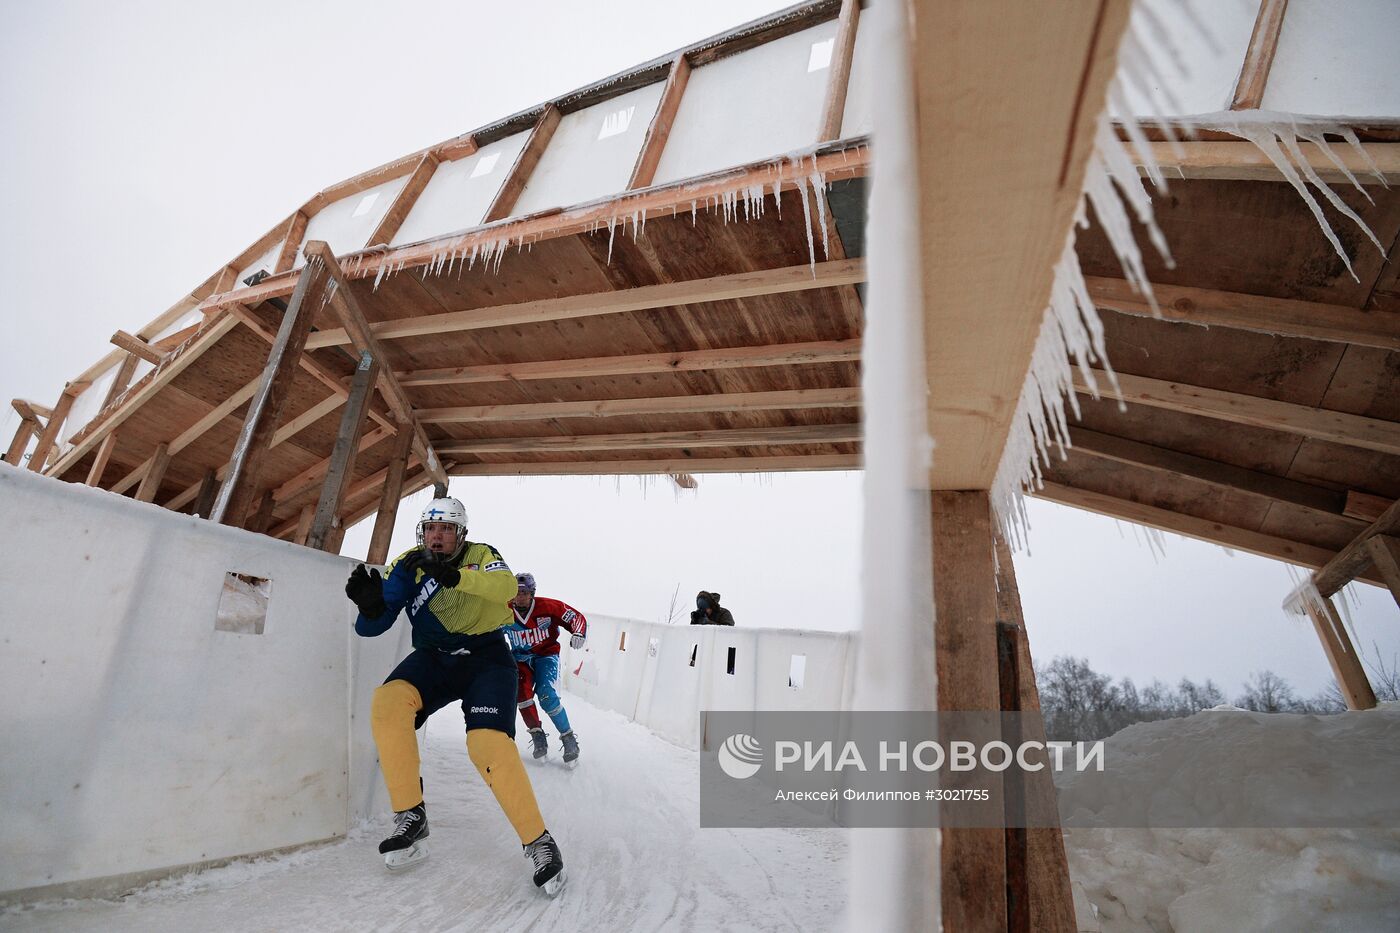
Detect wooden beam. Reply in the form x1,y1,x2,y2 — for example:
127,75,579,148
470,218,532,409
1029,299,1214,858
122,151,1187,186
134,442,172,503
628,54,691,190
438,423,861,455
400,339,861,388
301,240,448,490
199,144,870,313
1087,275,1400,352
367,421,416,565
194,468,219,519
1345,491,1392,524
272,425,392,505
274,211,310,275
1299,591,1376,710
817,0,860,142
12,399,51,422
85,432,118,486
1066,427,1360,525
248,489,277,534
366,153,439,248
211,257,330,527
1035,480,1387,587
448,454,857,477
110,330,163,365
1311,495,1400,596
1140,140,1400,187
304,258,864,350
307,352,379,550
930,490,1006,931
109,379,260,496
433,135,478,163
99,353,142,413
27,385,79,473
1364,535,1400,609
419,387,860,424
292,504,316,547
483,105,561,224
285,458,438,542
918,0,1132,490
1077,369,1400,456
5,415,40,465
49,311,239,477
1230,0,1289,110
150,322,204,354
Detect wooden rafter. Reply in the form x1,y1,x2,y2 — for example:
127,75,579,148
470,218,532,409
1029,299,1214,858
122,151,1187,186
482,105,561,224
5,414,41,465
1076,369,1400,456
1141,140,1400,187
366,152,440,248
817,0,860,142
274,212,310,275
301,240,447,489
1307,495,1400,596
85,433,118,486
1230,0,1289,110
1345,491,1393,524
304,259,865,350
437,423,861,454
1087,276,1400,352
400,339,860,387
200,144,870,312
628,54,691,190
1066,427,1364,526
110,330,164,365
417,387,860,424
449,454,858,476
1035,481,1386,587
134,442,172,503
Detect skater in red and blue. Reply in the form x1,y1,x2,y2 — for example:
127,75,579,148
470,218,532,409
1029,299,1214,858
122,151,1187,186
506,572,587,763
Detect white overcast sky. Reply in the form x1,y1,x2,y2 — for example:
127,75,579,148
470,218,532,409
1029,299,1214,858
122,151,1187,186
2,0,1395,696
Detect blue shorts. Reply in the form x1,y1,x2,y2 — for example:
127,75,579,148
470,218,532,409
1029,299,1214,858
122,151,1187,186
384,634,517,737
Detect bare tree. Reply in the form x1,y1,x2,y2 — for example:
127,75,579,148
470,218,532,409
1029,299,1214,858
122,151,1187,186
1236,670,1302,713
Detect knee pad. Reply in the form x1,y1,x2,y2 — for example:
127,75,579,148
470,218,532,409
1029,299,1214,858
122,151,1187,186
371,679,423,725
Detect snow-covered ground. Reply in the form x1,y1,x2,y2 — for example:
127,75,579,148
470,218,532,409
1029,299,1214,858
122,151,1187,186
7,697,1399,932
1,696,847,933
1059,703,1400,933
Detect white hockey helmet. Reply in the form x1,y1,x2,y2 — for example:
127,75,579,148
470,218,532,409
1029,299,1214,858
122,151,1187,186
416,497,468,558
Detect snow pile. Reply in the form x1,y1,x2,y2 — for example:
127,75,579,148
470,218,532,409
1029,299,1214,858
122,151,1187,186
1059,703,1400,932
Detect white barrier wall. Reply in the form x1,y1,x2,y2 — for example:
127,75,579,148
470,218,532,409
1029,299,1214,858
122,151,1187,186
564,614,857,749
0,467,396,902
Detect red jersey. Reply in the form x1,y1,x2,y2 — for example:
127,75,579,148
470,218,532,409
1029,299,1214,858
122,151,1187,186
505,596,587,658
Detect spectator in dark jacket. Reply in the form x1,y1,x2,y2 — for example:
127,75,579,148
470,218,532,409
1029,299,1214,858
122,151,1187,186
690,591,734,626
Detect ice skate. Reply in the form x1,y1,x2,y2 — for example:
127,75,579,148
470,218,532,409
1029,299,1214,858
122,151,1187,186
524,830,565,896
379,802,429,871
528,727,548,760
560,729,580,764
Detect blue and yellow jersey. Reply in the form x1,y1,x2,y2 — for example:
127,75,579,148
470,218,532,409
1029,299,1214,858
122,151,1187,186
354,542,516,651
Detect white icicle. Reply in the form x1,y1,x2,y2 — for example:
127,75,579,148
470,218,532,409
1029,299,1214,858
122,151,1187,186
808,171,830,259
796,176,816,273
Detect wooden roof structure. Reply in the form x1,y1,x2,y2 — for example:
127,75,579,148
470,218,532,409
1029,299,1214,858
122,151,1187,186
6,0,1397,606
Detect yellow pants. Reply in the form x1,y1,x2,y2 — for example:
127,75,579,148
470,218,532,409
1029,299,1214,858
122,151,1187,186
370,679,546,844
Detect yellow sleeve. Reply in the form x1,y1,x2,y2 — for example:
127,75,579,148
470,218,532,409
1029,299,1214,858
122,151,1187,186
451,544,517,602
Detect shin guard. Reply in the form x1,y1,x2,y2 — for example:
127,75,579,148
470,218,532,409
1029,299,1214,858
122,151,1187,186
371,680,425,812
467,728,547,844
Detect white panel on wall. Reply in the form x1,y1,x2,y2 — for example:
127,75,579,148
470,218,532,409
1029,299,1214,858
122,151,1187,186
235,242,282,288
513,82,667,215
0,468,355,899
840,11,876,138
58,369,115,449
1114,0,1261,117
293,174,410,266
390,132,532,247
652,19,841,185
1262,0,1400,117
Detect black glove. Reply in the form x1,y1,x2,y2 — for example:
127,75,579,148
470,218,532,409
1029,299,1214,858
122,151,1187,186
402,548,461,589
345,564,387,617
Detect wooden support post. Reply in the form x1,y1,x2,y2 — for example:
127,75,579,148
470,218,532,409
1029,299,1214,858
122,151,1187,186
85,432,118,486
1300,592,1377,710
307,352,379,551
995,532,1076,933
931,490,1006,932
325,519,347,554
211,256,329,527
1231,0,1289,110
628,54,691,190
367,423,415,564
817,0,860,142
1364,536,1400,609
134,442,172,502
483,105,561,223
293,504,316,547
194,468,220,518
27,385,79,473
5,415,40,465
248,489,277,534
1312,495,1400,596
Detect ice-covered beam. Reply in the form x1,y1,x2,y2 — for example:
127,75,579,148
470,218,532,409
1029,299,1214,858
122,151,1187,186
1140,140,1400,187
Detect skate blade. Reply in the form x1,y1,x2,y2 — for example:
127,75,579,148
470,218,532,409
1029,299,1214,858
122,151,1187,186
539,868,565,897
384,842,429,872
